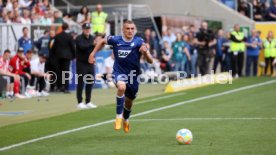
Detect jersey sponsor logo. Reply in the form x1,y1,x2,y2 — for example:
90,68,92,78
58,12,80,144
118,50,131,58
130,42,135,47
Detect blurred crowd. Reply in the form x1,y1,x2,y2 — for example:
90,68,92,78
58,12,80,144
219,0,276,21
0,1,108,28
0,0,71,25
141,21,276,79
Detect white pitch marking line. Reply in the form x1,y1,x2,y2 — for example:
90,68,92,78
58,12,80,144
131,118,276,122
0,80,275,152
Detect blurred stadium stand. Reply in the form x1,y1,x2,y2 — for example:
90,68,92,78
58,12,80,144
55,0,255,31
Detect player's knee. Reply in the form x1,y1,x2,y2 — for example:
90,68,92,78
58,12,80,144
117,82,126,93
117,85,126,93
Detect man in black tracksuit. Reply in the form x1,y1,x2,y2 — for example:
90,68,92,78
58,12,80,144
75,23,97,109
52,23,75,93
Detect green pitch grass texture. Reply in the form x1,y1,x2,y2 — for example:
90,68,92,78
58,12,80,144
0,77,275,155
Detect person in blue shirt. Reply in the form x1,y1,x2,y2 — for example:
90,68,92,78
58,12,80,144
18,27,33,54
89,20,153,133
245,30,263,76
34,29,50,56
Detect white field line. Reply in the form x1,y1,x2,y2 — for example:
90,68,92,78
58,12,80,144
131,118,276,122
0,80,275,152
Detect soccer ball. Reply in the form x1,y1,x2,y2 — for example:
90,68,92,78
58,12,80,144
176,129,193,145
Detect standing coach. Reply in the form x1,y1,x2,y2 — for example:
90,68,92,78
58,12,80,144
52,23,76,93
75,23,97,109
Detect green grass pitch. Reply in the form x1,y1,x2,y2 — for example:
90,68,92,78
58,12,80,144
0,77,275,155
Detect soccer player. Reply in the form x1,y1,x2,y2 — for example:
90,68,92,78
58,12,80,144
88,20,153,133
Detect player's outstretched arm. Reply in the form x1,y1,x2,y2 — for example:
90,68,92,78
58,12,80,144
88,38,107,64
139,44,153,64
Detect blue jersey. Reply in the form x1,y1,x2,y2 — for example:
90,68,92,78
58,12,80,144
107,35,144,76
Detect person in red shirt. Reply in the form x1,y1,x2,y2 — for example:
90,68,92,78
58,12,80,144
9,48,31,94
0,49,24,98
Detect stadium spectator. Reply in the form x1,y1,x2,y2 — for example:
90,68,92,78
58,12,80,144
77,6,90,25
39,10,52,25
32,1,44,16
30,11,40,24
34,29,50,56
143,28,155,56
6,11,14,23
91,4,108,35
263,30,276,75
266,0,276,20
12,0,20,12
41,0,50,12
245,30,262,76
13,10,22,23
151,30,161,57
222,32,231,72
252,0,265,21
53,10,63,23
172,33,191,72
0,49,23,98
63,13,74,25
18,27,33,54
160,41,173,72
214,29,227,73
184,33,198,77
75,23,97,109
230,24,246,78
143,28,161,76
20,8,31,24
52,23,75,93
238,0,251,18
30,53,49,96
189,24,197,38
195,21,216,75
162,28,176,48
9,48,31,95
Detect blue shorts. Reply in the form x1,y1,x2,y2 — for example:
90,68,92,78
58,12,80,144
113,72,139,100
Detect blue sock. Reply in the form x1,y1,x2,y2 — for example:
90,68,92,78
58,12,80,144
116,95,125,115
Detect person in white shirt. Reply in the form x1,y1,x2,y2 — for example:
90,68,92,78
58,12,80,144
30,54,50,96
76,6,91,25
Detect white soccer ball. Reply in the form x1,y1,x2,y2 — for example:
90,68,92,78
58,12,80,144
176,129,193,145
